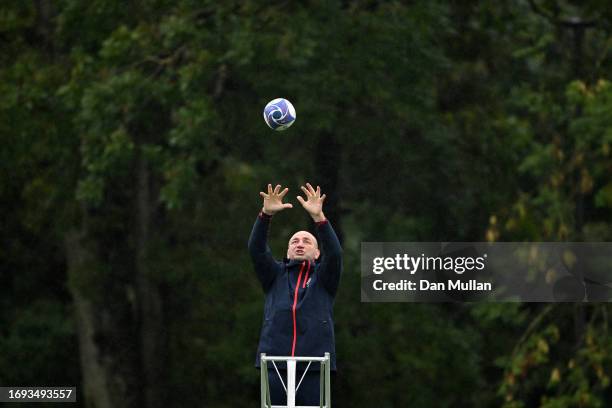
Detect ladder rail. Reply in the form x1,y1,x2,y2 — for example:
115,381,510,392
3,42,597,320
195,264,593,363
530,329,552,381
260,353,331,408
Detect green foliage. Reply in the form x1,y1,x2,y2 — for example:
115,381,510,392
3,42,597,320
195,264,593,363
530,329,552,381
2,0,612,407
499,306,612,408
0,300,79,392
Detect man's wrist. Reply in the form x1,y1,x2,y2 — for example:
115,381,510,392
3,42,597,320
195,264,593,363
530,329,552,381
259,208,273,219
311,212,326,223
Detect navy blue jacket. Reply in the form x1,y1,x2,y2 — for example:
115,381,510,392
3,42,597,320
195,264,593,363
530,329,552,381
248,212,342,370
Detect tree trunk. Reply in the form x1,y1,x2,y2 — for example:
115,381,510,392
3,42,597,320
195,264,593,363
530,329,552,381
64,230,122,408
66,150,166,408
135,148,165,408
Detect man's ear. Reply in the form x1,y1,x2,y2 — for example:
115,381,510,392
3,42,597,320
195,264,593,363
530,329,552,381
315,249,321,260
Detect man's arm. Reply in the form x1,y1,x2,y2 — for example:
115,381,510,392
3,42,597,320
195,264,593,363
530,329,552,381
297,183,343,295
248,184,293,291
315,219,343,296
248,212,278,292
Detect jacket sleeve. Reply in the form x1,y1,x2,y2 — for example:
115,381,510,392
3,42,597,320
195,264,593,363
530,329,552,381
316,220,343,296
248,212,280,292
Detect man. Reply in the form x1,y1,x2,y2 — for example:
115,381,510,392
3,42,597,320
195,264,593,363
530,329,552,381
248,183,342,406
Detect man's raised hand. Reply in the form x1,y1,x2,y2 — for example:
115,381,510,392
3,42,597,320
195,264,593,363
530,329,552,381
297,183,326,222
260,184,293,215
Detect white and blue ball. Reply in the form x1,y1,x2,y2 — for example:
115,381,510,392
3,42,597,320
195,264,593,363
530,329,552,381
263,98,296,131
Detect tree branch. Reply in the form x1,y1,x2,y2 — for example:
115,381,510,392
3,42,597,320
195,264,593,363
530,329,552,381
527,0,597,27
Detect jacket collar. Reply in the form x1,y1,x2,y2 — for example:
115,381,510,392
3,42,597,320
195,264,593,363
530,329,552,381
284,258,319,266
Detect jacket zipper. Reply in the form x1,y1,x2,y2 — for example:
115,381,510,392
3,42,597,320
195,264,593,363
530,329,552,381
291,260,310,356
302,260,310,288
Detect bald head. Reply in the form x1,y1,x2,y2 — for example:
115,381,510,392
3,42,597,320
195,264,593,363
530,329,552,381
287,230,320,261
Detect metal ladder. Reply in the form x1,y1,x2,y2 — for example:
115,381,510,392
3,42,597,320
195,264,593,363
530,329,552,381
260,353,331,408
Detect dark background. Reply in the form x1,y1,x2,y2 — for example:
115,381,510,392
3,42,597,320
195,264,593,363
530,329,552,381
1,1,612,407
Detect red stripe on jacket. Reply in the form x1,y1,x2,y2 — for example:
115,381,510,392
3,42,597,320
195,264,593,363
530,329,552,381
291,260,310,356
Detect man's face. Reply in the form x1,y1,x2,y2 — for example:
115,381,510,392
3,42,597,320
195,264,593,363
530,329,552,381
287,231,320,261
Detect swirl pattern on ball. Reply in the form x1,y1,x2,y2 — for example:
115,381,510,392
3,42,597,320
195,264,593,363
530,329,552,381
263,98,296,131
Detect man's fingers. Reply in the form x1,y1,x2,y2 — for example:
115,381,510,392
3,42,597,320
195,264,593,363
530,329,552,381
316,185,321,196
306,183,316,195
296,195,306,205
259,191,268,199
320,193,326,202
279,187,289,198
300,185,311,197
283,203,293,209
267,184,273,194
